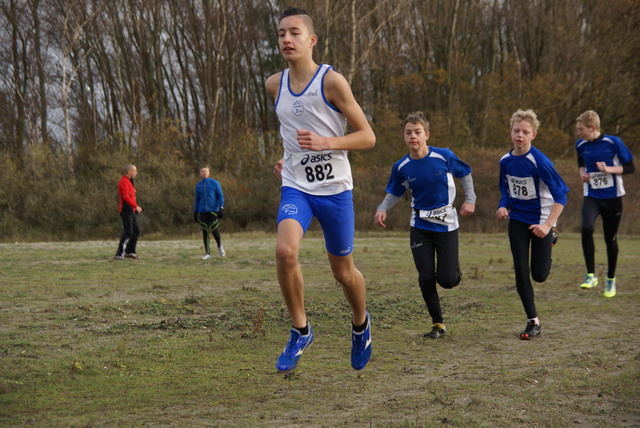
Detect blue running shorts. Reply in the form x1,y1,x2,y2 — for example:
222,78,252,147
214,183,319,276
277,186,355,256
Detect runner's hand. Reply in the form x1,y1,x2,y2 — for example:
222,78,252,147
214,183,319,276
297,129,329,151
374,210,387,227
273,159,284,181
460,202,475,216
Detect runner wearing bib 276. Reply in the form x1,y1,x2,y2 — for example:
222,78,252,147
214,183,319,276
575,110,635,297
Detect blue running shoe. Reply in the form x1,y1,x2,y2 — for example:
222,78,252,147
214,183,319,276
351,312,372,370
276,326,314,372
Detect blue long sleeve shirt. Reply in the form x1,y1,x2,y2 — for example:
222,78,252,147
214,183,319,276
194,178,224,213
498,146,569,225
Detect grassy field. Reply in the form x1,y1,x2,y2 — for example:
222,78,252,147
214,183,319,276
0,231,638,427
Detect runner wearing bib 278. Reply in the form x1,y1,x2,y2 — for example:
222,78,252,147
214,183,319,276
496,109,569,341
575,110,635,297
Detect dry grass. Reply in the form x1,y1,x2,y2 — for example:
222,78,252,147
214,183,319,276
0,232,638,427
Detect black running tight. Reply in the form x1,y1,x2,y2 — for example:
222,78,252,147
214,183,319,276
508,219,554,320
198,212,221,254
581,196,622,278
410,227,461,325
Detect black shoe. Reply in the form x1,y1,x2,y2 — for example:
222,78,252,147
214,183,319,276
424,323,446,339
520,320,541,340
551,228,558,247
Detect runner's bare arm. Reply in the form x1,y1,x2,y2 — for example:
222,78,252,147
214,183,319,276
299,69,375,152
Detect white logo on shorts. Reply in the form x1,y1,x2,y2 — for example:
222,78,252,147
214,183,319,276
281,204,298,215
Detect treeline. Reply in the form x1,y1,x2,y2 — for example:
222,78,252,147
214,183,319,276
1,0,638,241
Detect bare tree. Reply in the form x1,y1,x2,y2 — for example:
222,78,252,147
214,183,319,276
1,0,28,160
45,0,103,166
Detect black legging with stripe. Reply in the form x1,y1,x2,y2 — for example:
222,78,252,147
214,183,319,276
508,219,554,320
198,212,221,255
410,227,461,325
581,196,622,278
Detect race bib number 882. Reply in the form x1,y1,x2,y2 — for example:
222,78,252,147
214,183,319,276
292,151,349,186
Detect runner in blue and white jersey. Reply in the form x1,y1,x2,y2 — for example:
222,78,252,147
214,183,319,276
575,110,635,297
498,146,568,226
266,7,375,372
495,109,569,340
375,111,476,339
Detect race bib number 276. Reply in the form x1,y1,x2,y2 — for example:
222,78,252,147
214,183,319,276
589,171,614,189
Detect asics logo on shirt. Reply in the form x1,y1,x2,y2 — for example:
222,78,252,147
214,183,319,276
510,177,529,186
423,208,448,222
306,90,319,96
301,153,332,165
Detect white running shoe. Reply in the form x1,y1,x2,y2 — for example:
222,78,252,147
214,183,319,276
202,254,211,260
218,246,225,257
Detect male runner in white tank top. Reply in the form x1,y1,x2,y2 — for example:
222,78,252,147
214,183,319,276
265,7,376,372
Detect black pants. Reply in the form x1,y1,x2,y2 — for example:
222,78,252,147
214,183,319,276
410,227,461,325
581,196,622,278
508,219,554,320
198,212,221,254
116,212,140,256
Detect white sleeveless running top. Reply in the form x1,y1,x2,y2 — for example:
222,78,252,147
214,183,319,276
275,64,352,195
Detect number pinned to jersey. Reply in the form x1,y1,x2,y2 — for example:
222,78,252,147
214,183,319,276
506,174,537,200
589,171,614,189
292,151,349,189
418,204,456,225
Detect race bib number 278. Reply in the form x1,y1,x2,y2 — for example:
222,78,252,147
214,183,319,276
506,174,536,200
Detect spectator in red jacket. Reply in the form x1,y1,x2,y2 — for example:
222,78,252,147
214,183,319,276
114,164,143,260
